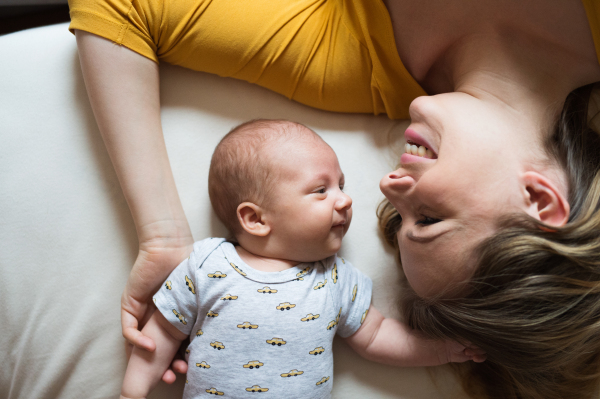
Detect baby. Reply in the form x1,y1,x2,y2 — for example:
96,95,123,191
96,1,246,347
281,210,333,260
121,120,483,399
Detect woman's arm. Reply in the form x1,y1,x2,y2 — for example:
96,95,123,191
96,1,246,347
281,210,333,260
121,311,188,399
75,31,193,378
344,306,486,367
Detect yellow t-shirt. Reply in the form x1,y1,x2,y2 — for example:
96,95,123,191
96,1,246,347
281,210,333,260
68,0,425,119
583,0,600,66
68,0,600,120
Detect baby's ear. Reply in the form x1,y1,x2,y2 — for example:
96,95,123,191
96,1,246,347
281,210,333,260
237,202,271,236
521,171,570,227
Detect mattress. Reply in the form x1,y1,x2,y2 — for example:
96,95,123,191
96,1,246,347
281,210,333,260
0,23,465,399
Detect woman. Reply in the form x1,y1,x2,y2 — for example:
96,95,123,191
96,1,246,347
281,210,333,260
69,0,600,397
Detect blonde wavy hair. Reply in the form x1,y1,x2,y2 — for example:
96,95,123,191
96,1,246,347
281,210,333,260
378,83,600,399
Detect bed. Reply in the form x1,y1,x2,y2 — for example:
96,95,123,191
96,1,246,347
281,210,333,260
0,23,466,399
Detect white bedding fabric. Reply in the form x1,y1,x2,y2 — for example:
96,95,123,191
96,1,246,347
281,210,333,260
0,23,466,399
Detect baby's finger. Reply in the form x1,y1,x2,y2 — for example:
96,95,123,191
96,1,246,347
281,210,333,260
162,369,177,384
171,359,189,375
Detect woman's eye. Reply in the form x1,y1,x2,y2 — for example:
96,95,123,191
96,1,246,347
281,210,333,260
415,216,442,226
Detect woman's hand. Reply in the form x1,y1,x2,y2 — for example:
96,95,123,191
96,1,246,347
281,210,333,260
122,223,194,382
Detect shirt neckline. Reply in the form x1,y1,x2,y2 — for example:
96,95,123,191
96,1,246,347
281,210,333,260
219,241,316,284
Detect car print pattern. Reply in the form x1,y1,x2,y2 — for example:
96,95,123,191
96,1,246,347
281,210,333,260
266,338,286,346
281,369,304,377
237,322,258,329
276,302,296,311
206,387,224,395
246,385,269,392
310,347,325,355
172,309,187,325
210,341,225,350
301,313,320,322
155,248,368,397
185,275,196,294
257,287,277,294
316,376,330,386
243,360,264,369
226,256,248,276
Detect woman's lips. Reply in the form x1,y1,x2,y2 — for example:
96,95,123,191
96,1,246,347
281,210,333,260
400,152,435,164
404,128,437,157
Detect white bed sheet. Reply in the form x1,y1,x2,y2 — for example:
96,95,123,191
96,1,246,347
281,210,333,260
0,23,466,399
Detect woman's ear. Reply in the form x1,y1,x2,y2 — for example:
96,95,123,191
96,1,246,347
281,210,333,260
237,202,271,237
521,171,570,227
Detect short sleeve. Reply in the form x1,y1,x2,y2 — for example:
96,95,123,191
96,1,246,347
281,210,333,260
152,238,225,335
328,255,373,338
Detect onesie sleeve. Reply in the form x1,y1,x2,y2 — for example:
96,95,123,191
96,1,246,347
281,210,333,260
328,255,373,338
153,238,223,335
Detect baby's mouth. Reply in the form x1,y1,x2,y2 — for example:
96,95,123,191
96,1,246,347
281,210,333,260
405,141,435,159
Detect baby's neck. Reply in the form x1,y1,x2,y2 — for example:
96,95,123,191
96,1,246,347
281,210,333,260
235,245,300,272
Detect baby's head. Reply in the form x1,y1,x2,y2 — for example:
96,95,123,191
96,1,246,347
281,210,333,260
208,119,352,262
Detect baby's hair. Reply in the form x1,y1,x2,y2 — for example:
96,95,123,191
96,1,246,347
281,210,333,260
208,119,323,236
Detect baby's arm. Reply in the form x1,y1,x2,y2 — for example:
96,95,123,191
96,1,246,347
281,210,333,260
344,305,485,367
121,311,188,399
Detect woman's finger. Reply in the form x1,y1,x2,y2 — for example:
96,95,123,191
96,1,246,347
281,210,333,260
121,308,156,351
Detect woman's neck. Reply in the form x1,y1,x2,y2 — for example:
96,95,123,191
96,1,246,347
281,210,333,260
384,0,600,97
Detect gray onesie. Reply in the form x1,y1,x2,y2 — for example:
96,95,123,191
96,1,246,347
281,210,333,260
154,238,373,399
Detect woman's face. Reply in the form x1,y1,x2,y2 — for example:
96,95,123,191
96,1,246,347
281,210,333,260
380,92,533,298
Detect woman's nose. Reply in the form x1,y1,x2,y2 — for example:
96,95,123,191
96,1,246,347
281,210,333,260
379,170,416,197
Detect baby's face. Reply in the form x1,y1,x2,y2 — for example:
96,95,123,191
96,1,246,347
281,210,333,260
265,137,352,262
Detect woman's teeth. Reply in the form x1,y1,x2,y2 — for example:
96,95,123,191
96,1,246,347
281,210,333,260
405,143,434,159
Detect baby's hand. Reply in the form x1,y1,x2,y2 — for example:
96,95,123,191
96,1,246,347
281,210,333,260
439,339,487,364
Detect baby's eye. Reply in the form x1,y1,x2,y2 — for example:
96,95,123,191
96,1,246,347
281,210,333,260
316,188,326,194
339,185,344,192
415,216,442,226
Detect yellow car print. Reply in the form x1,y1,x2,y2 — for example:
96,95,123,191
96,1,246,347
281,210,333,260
316,376,330,386
281,369,304,377
266,337,286,346
208,271,227,278
243,360,264,369
277,302,296,311
296,266,311,278
352,285,357,302
210,341,225,350
301,313,320,322
196,361,210,369
165,281,172,290
361,309,369,324
258,286,277,294
332,263,338,283
327,320,337,330
310,347,325,355
172,309,187,325
313,279,327,290
221,294,238,300
246,385,269,392
336,307,342,322
226,257,247,276
237,322,258,329
196,329,203,336
340,257,346,264
207,310,219,318
205,387,224,395
185,275,196,294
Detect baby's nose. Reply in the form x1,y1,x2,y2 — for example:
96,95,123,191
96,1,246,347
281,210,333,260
337,192,352,210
